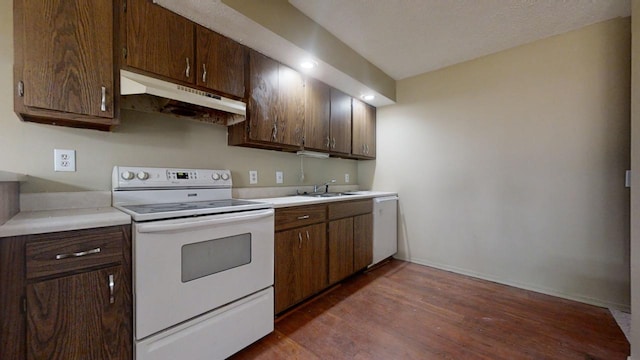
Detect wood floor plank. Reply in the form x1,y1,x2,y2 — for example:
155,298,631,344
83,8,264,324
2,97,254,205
231,260,629,359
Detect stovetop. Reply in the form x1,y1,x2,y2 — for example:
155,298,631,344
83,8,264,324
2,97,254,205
111,166,272,222
116,198,271,222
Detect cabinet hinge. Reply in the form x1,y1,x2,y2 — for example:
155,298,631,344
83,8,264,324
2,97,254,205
21,296,26,313
122,48,128,59
17,81,24,97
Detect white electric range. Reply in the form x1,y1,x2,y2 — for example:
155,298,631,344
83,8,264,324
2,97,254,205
112,166,274,360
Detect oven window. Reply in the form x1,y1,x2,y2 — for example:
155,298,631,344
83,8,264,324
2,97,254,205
181,233,251,282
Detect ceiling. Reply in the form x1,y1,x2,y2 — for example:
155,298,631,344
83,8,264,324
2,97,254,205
289,0,631,80
156,0,630,106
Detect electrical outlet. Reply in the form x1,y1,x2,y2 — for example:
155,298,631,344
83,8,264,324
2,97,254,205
345,173,350,183
54,149,76,172
276,171,284,184
249,170,258,184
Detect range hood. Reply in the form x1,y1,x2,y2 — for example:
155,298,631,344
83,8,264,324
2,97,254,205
120,70,246,126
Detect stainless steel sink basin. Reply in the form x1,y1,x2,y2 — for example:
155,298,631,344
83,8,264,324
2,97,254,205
301,192,356,198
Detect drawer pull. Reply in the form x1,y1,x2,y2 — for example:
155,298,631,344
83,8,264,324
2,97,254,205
55,247,101,260
108,274,115,304
297,215,310,220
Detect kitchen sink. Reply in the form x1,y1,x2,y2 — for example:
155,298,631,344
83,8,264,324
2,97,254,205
301,192,356,198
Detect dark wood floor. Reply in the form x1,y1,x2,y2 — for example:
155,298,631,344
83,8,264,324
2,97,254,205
231,259,629,359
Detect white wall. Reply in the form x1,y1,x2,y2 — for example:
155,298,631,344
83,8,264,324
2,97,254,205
361,18,631,309
0,0,357,193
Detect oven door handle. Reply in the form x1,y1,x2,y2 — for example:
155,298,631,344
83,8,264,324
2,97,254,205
136,209,274,234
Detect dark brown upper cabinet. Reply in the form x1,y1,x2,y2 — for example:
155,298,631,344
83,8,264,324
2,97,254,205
352,98,377,159
14,0,117,131
329,89,352,155
229,50,304,149
125,0,195,84
196,26,246,99
304,77,331,151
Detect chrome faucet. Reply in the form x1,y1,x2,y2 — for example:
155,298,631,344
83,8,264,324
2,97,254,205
313,179,336,193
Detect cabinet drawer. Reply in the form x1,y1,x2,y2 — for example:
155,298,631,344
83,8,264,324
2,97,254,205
26,227,124,280
275,205,326,231
328,199,373,220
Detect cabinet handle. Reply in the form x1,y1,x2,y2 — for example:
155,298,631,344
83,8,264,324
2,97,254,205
100,86,106,112
17,81,24,97
325,136,330,148
185,57,191,78
297,215,310,220
298,232,302,248
202,63,207,83
331,138,336,149
365,144,369,154
272,122,278,141
55,247,101,260
108,274,115,304
306,230,310,241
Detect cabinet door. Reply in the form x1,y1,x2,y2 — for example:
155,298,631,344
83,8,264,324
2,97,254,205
304,78,331,151
277,65,305,147
21,0,113,117
26,266,131,360
196,26,246,98
328,218,354,284
275,223,327,314
352,98,376,158
126,0,195,83
329,89,352,154
248,51,279,143
300,223,328,299
353,213,373,271
275,229,304,313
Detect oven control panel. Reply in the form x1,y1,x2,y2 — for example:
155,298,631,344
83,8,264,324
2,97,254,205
113,166,232,189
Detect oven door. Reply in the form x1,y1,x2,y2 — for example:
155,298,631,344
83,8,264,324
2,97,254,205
133,208,274,340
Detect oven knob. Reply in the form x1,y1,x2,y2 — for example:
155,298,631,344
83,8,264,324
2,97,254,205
221,173,230,181
211,173,221,180
137,171,150,180
121,171,135,180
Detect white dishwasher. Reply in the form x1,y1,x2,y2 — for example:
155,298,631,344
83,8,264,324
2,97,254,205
371,196,399,266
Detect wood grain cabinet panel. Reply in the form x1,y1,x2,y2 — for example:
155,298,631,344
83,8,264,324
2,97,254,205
277,65,305,147
125,0,195,84
14,0,117,130
0,225,132,360
229,50,305,150
275,223,327,314
26,266,131,360
196,26,246,98
304,78,331,151
275,204,326,232
352,98,377,159
329,89,352,154
353,213,373,271
328,217,354,284
247,50,279,143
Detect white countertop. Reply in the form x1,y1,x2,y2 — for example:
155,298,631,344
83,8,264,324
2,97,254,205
0,170,27,182
0,207,131,238
252,191,398,208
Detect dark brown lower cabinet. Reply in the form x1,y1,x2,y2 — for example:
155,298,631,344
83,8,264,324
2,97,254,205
0,225,132,360
275,223,327,314
328,218,354,285
274,199,373,315
26,266,129,360
353,213,373,271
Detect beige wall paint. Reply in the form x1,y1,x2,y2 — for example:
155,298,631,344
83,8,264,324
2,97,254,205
631,0,639,358
0,1,357,193
361,18,631,309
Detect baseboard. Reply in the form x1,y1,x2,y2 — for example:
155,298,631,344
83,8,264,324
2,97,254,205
395,255,631,312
